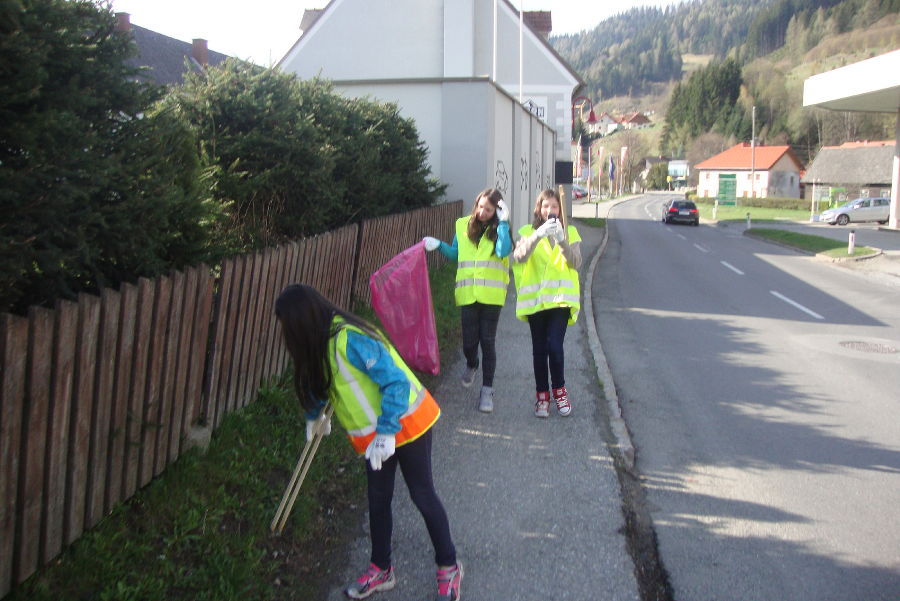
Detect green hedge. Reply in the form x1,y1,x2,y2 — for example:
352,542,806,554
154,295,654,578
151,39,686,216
1,2,446,314
687,193,809,211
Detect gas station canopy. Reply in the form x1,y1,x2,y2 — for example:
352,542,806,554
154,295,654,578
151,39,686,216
803,49,900,230
803,49,900,113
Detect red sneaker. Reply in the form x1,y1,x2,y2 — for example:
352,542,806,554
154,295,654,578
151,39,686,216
344,563,396,599
552,385,572,416
436,561,463,600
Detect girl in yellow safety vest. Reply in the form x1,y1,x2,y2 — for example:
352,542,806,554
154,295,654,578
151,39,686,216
512,189,582,418
275,284,463,601
422,188,512,414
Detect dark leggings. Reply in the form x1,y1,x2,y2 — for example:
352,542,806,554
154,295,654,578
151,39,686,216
527,307,570,392
460,302,502,387
366,429,456,569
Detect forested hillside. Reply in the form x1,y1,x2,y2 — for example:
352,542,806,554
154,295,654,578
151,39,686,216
551,0,900,166
551,0,767,99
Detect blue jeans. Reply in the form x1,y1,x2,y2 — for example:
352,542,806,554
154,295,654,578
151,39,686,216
527,307,570,392
366,429,456,569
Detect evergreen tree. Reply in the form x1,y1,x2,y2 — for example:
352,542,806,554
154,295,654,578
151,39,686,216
0,0,221,314
170,60,445,250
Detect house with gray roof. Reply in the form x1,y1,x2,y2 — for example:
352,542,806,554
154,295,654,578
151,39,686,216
801,140,895,203
115,12,230,86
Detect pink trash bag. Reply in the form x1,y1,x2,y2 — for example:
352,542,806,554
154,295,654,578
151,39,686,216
369,240,440,375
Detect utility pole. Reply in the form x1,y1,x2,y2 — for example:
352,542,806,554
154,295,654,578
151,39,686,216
750,105,756,199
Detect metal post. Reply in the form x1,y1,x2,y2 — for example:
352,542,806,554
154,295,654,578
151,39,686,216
751,105,756,198
848,230,856,254
810,179,817,222
746,212,751,229
713,199,719,220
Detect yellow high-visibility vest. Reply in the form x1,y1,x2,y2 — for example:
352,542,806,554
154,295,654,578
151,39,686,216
454,216,509,306
328,318,440,454
512,224,581,324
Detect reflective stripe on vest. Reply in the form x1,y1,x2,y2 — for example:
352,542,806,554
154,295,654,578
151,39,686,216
455,217,509,306
327,320,441,454
513,224,581,324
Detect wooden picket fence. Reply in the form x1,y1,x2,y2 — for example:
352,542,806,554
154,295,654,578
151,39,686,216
0,200,462,598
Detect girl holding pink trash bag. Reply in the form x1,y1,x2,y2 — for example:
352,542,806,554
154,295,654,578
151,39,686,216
423,188,511,413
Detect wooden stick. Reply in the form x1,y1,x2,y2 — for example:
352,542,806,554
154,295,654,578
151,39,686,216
271,404,335,534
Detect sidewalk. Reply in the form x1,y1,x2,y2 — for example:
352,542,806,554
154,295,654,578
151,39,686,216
325,219,641,600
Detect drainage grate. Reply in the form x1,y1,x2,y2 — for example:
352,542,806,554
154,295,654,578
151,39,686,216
839,341,898,354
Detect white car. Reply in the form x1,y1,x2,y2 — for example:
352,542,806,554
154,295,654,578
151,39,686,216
820,197,890,226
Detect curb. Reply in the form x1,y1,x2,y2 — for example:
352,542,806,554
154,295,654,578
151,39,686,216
814,249,883,262
581,205,636,473
742,229,884,262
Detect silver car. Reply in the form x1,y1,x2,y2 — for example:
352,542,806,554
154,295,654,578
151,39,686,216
820,197,890,226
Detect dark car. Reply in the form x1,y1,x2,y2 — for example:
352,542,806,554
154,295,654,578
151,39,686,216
662,199,699,226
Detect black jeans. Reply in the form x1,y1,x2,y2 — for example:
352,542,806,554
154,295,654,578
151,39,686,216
366,429,456,569
460,302,502,387
527,307,570,392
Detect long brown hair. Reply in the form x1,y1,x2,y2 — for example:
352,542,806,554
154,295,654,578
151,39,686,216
275,284,383,412
531,188,567,232
467,188,503,244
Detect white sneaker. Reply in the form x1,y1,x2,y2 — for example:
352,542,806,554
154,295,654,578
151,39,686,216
534,391,550,418
461,364,477,388
478,386,493,413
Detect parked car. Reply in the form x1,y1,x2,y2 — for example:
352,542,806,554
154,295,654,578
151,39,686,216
662,199,699,226
820,197,890,226
571,185,588,199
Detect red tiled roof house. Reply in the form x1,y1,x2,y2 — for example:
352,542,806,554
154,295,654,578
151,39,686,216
694,143,803,199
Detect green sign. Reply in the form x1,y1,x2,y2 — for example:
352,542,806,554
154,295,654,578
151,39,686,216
717,174,737,205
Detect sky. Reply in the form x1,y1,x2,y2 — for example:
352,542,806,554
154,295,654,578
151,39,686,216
109,0,680,65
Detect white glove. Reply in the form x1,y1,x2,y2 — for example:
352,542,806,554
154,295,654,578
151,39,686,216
365,433,396,470
496,199,509,222
534,220,559,239
553,223,566,243
305,414,332,441
423,236,441,251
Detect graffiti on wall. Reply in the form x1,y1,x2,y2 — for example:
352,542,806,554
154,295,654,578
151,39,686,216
495,160,509,195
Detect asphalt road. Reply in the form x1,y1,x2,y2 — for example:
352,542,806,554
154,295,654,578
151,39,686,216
593,194,900,601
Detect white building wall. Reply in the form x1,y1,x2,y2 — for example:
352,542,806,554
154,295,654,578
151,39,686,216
278,0,566,213
280,0,445,80
333,82,444,178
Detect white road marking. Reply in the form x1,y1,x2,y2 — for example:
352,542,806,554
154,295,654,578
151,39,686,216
721,261,744,275
770,290,824,320
676,233,686,240
693,243,710,253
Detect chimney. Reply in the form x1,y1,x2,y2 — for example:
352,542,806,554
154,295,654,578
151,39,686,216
300,9,324,33
192,39,209,66
115,12,131,32
523,11,552,39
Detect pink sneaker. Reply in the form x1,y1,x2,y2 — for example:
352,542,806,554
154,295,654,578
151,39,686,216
344,563,396,599
436,561,463,600
534,391,551,418
552,385,572,416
